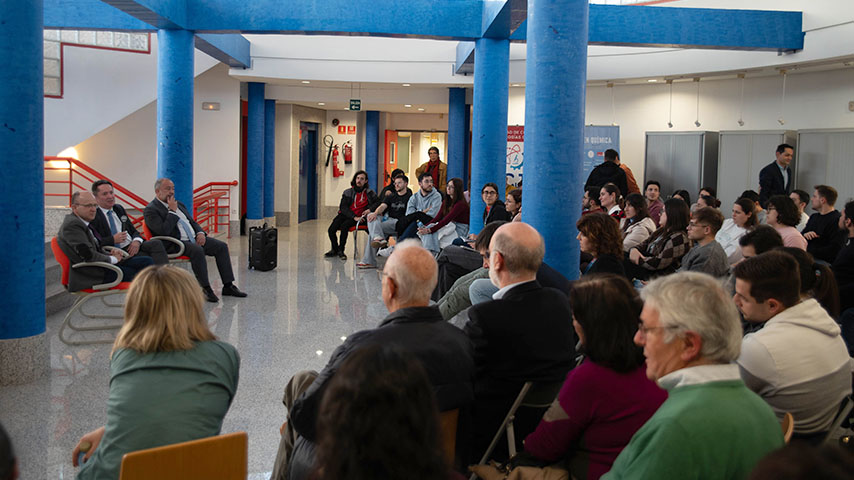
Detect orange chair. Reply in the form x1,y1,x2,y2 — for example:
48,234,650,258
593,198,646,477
140,220,190,263
51,237,129,346
119,432,248,480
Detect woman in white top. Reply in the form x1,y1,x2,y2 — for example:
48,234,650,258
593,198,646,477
715,197,758,265
600,183,623,220
620,193,657,252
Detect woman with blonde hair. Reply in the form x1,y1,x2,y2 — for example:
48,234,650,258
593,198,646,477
72,265,239,480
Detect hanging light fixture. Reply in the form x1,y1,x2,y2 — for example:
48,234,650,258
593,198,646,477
608,82,618,126
693,77,701,128
778,69,787,125
737,73,746,126
667,79,674,128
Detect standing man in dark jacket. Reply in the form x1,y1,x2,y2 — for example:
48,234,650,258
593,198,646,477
465,222,576,461
758,144,794,207
584,148,628,197
325,170,378,260
272,240,475,480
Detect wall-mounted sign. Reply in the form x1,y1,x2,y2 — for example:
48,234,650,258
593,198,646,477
338,125,346,134
349,99,361,111
347,125,356,135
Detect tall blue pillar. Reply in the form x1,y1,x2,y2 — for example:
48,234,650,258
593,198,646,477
447,88,466,182
365,111,380,190
469,39,509,234
464,103,471,188
264,99,276,220
0,0,47,383
156,29,195,208
246,82,265,222
523,0,588,279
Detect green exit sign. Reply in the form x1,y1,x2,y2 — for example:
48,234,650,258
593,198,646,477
349,99,361,111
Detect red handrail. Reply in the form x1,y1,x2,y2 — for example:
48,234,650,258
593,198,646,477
193,181,238,237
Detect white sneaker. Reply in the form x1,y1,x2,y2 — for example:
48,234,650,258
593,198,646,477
377,246,394,257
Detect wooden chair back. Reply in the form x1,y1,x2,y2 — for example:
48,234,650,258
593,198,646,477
118,432,248,480
781,412,794,443
438,408,459,466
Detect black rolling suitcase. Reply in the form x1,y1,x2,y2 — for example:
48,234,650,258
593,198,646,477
249,224,277,271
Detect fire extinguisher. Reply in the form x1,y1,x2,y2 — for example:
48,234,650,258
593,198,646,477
332,144,344,178
342,141,353,165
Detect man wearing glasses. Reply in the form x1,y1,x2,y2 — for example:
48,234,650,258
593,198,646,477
57,191,154,292
677,207,729,277
603,272,782,479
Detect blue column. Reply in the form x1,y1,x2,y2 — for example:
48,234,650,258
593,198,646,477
523,0,588,279
447,88,466,182
156,29,195,208
1,0,46,383
264,99,276,219
469,39,509,234
246,82,265,221
365,111,380,190
464,102,471,188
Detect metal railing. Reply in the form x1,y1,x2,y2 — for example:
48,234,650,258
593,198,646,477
193,181,238,237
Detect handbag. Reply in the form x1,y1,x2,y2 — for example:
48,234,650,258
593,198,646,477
469,452,570,480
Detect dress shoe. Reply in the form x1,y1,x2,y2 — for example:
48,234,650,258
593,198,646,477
338,251,347,260
356,263,376,269
222,283,247,298
370,238,388,249
324,249,338,258
202,287,219,303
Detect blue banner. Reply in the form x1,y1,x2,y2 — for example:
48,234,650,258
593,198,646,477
582,125,621,180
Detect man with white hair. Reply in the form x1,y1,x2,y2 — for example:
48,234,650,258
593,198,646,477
603,272,783,479
272,240,475,480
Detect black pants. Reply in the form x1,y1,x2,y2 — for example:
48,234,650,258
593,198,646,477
134,239,169,265
396,211,434,239
103,255,155,283
180,237,235,288
327,213,357,251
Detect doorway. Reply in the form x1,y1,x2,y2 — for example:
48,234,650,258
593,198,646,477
298,122,319,223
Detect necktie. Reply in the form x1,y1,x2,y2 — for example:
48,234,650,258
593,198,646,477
107,210,118,235
178,217,196,244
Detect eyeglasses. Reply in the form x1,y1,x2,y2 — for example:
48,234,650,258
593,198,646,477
74,203,98,208
766,206,776,211
637,323,679,337
482,191,498,196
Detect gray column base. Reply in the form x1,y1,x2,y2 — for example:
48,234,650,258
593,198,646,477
245,218,264,230
230,220,240,237
264,216,276,228
0,332,48,385
275,211,290,227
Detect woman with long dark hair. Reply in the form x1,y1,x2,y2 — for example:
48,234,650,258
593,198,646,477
522,275,666,479
600,183,623,219
716,198,758,265
766,195,807,250
577,213,626,276
625,198,691,280
778,247,840,318
418,177,470,254
506,189,522,222
621,193,657,252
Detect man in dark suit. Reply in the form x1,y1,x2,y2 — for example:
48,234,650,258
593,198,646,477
57,191,154,292
758,143,794,207
464,222,576,461
90,180,168,265
143,178,246,303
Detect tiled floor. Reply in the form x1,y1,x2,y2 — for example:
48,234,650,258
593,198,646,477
1,221,389,479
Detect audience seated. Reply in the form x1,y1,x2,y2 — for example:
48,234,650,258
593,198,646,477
506,189,522,222
777,247,840,319
357,174,412,269
620,193,656,252
481,182,511,225
599,183,623,220
690,186,716,213
741,190,766,224
697,194,721,210
832,200,854,313
144,178,246,302
716,197,758,265
58,191,154,291
314,345,455,480
394,172,443,244
739,225,784,261
71,266,240,479
749,443,854,480
323,170,377,260
678,207,729,277
790,189,811,232
376,168,405,200
417,177,470,254
582,186,604,216
644,180,664,226
0,422,17,480
733,251,852,444
523,275,666,480
464,223,575,461
275,241,474,480
577,213,626,276
765,195,807,250
624,198,691,281
602,272,783,479
670,189,691,207
802,185,845,263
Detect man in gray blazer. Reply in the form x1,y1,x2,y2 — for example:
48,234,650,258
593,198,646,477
57,191,154,292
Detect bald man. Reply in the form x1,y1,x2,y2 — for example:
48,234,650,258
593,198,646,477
273,240,475,480
464,222,576,461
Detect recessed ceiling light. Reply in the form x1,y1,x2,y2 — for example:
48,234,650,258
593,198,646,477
417,108,425,111
402,83,411,87
317,102,325,106
404,104,412,108
301,80,310,84
648,79,657,83
511,83,521,87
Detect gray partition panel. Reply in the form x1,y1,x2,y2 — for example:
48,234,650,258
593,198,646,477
796,129,854,206
644,132,718,200
717,131,795,207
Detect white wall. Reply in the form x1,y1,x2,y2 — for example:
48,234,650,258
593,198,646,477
73,64,241,219
274,104,294,214
323,110,361,207
507,67,854,187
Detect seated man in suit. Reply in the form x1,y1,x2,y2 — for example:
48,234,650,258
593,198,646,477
143,178,246,303
464,222,576,461
57,191,154,292
89,180,168,265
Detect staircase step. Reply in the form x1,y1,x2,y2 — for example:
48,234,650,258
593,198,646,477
46,282,73,317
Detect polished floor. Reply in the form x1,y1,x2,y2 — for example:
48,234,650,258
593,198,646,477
1,221,391,479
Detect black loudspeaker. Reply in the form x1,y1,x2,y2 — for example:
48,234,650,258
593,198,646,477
249,224,277,271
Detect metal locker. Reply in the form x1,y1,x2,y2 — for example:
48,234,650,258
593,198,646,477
644,132,719,202
718,130,796,207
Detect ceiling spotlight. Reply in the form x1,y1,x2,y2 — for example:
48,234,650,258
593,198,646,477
404,104,412,108
417,108,425,111
667,122,673,128
402,83,411,87
648,79,658,83
301,80,310,84
511,83,521,87
317,102,325,106
694,120,701,127
737,119,745,126
778,117,786,125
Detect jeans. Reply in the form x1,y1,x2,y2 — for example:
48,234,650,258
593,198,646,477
469,277,498,305
360,217,398,265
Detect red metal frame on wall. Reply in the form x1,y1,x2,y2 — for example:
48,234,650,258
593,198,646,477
44,33,152,99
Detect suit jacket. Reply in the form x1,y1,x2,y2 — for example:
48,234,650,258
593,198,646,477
758,160,792,207
56,214,114,292
90,204,142,247
465,281,575,401
143,198,204,245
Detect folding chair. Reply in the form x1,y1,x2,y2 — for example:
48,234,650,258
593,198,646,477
51,237,129,346
439,408,460,467
824,394,854,444
141,221,190,263
348,218,370,259
119,431,248,480
469,380,564,480
781,412,794,443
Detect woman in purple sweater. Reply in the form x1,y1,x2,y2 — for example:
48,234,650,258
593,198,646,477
418,177,470,254
523,274,667,480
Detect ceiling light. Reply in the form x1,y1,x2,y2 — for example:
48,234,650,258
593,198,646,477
402,83,411,87
648,79,657,83
417,108,425,111
301,80,310,84
317,102,325,106
511,83,521,87
404,104,412,108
